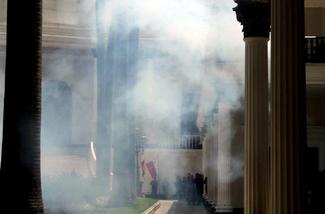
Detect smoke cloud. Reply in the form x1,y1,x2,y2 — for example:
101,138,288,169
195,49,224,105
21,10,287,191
122,0,245,198
0,0,246,211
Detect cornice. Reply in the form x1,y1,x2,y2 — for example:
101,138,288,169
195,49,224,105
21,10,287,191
0,22,178,49
305,0,325,8
0,23,96,49
43,23,96,49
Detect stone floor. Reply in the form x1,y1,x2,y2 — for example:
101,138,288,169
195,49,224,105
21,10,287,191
155,200,208,214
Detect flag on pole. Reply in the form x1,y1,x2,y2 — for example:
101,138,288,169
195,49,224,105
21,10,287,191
146,160,157,179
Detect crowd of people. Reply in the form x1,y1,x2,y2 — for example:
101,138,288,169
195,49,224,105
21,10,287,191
149,172,207,205
175,173,206,205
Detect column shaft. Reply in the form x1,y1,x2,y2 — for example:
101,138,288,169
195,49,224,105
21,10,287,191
208,127,216,203
206,131,212,199
202,135,208,195
271,0,306,213
244,38,269,214
215,104,233,212
213,124,218,204
233,2,271,213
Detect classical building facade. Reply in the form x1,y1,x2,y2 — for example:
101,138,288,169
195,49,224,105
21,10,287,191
0,0,205,198
0,1,97,176
201,0,325,213
0,0,324,213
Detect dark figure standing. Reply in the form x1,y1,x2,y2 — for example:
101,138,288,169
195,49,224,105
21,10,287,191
175,176,182,199
150,177,158,198
204,176,208,195
162,178,169,199
185,173,196,205
194,173,204,205
181,176,187,200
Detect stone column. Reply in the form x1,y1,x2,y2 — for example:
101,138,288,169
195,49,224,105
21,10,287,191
202,131,208,195
95,0,110,182
207,122,217,204
212,119,218,205
208,126,216,203
270,0,306,213
214,104,233,213
204,113,218,206
201,117,208,199
202,134,208,194
233,1,270,214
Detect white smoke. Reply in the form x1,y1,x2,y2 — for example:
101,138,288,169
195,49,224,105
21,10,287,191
0,0,246,211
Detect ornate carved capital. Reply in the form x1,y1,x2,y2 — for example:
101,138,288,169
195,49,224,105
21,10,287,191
233,1,270,38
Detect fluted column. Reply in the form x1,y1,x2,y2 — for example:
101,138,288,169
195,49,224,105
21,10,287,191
270,0,306,213
204,113,219,205
215,104,233,213
204,130,212,198
233,1,270,214
209,126,217,203
244,36,269,214
212,119,218,205
202,135,208,195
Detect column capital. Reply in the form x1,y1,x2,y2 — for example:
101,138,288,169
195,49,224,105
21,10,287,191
233,0,270,38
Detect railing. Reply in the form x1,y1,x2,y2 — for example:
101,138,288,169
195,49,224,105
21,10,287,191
142,134,202,150
305,36,325,63
179,134,202,149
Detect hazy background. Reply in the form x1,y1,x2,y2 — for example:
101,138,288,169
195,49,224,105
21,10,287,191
0,0,245,211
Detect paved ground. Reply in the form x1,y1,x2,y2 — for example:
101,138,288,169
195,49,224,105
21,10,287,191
155,200,208,214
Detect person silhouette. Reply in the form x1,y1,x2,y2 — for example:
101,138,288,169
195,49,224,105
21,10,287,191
150,177,158,198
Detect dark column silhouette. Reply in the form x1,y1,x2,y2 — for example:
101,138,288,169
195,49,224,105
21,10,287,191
95,0,112,186
0,0,44,213
270,0,307,213
107,9,139,204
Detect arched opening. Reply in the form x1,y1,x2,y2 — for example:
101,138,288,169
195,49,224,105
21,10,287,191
41,80,72,152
